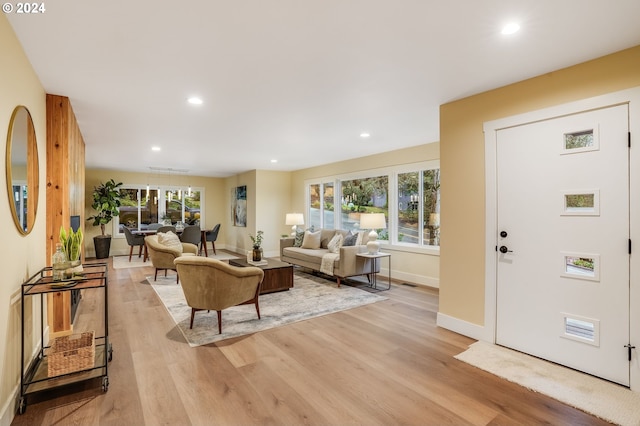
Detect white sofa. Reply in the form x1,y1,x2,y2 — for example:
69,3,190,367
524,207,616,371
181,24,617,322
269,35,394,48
279,228,380,286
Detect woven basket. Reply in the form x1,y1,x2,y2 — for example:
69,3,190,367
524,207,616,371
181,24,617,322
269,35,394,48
48,331,95,377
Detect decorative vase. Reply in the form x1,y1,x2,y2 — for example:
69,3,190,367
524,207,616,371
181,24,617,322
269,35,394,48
252,247,263,262
65,259,83,279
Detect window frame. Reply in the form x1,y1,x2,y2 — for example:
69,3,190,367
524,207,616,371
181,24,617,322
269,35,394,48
113,183,205,237
304,160,440,254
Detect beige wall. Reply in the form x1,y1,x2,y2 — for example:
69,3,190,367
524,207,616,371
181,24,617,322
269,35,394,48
84,169,227,257
0,14,46,425
224,170,255,255
440,45,640,326
291,143,441,287
255,170,293,257
223,170,291,257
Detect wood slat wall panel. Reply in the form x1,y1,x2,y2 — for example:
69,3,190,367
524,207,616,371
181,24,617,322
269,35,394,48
45,94,86,334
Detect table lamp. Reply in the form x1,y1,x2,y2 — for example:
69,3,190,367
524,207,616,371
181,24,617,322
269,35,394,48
285,213,304,236
360,213,386,254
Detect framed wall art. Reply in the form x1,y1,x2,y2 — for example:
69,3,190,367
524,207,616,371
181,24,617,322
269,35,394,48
233,185,247,227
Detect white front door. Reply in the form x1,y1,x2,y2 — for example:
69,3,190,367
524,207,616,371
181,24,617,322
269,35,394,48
495,104,630,385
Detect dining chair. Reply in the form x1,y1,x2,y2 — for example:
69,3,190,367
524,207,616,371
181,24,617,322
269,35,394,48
157,225,176,234
147,223,162,230
201,223,221,256
179,225,201,247
123,227,146,262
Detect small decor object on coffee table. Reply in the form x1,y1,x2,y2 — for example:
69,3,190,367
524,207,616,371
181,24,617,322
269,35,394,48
250,230,264,261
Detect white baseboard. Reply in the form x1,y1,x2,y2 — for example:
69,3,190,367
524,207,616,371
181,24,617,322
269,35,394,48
0,326,49,426
0,390,16,426
385,268,439,288
436,312,493,342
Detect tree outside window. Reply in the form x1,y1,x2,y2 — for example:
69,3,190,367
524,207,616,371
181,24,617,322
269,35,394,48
341,176,388,237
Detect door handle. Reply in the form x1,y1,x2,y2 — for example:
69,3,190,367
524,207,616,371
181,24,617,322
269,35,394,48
499,246,513,254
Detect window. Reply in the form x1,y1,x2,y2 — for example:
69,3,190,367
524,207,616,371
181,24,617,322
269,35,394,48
308,184,321,229
341,175,388,237
397,169,440,246
323,183,334,229
306,161,439,250
116,185,203,235
423,169,440,246
398,171,419,243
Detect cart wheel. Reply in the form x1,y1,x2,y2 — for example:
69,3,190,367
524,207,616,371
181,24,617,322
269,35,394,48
102,377,109,392
18,397,26,414
108,344,113,362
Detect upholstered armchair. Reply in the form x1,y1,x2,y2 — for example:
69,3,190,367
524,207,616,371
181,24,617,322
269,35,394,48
174,256,264,333
145,233,198,283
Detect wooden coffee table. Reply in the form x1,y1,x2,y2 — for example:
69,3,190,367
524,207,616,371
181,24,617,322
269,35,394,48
228,258,293,294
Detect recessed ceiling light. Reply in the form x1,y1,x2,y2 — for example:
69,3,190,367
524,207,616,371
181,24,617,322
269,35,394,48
151,146,161,151
271,159,278,163
187,97,203,105
360,133,370,138
501,22,520,35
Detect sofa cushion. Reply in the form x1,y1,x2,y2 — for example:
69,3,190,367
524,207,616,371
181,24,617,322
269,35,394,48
355,230,370,245
320,229,336,248
327,233,343,253
343,232,357,246
335,229,350,239
301,230,321,249
283,247,333,264
293,229,305,247
158,231,183,253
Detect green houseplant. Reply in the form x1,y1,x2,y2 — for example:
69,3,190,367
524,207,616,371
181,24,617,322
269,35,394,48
250,230,264,262
87,179,123,259
60,226,83,264
59,226,84,276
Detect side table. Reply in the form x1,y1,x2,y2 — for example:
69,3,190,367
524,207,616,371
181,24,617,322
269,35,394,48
356,252,391,290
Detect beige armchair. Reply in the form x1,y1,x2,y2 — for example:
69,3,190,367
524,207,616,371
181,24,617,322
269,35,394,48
145,234,198,283
174,256,264,333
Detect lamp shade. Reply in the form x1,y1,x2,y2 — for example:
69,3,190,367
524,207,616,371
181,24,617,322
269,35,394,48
285,213,304,226
359,213,386,230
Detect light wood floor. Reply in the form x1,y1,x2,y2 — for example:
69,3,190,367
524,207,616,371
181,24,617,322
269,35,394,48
12,255,611,425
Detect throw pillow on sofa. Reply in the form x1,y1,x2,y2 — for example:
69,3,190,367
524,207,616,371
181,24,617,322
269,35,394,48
355,230,370,245
158,231,183,253
301,230,321,249
327,233,343,253
343,231,357,246
293,229,305,247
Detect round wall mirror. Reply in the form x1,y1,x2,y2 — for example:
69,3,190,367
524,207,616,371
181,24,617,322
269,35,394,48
5,105,39,235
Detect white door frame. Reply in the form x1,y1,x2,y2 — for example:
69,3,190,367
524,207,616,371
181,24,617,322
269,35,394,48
483,86,640,391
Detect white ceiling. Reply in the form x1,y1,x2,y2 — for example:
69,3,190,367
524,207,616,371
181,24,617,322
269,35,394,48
7,0,640,177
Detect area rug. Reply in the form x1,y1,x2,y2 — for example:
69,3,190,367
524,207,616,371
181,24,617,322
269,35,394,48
113,252,238,269
455,341,640,426
148,271,387,346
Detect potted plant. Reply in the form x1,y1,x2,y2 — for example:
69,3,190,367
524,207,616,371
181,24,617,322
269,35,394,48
59,226,83,276
250,230,264,261
87,179,122,259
